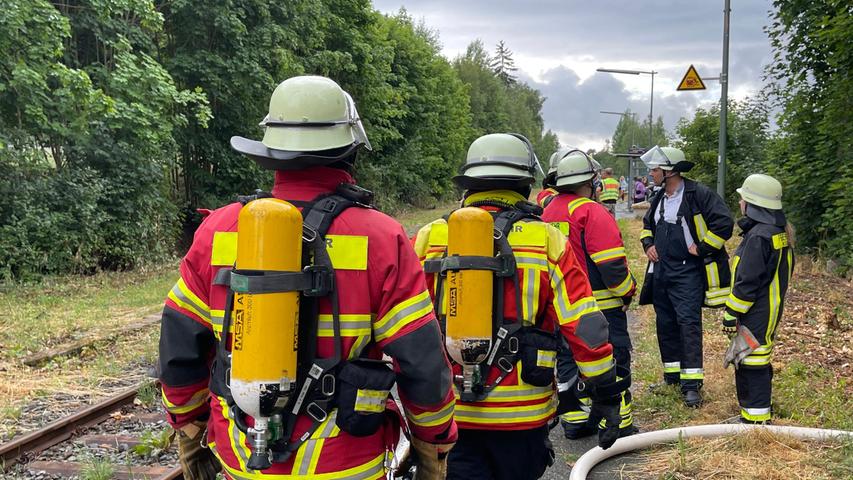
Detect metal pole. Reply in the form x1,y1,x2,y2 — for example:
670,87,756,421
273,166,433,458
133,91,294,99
648,72,655,147
717,0,731,197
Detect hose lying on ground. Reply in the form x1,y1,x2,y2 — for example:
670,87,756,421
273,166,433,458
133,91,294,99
569,424,853,480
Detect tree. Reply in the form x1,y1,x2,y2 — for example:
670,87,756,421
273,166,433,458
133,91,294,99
765,0,853,269
490,40,518,85
675,98,770,208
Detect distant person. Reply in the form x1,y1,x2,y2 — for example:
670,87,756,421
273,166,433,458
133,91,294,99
619,175,628,202
723,174,794,423
638,146,734,408
633,177,647,204
598,168,620,216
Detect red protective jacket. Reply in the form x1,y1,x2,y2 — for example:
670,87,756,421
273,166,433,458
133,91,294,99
413,190,614,431
159,167,456,479
536,187,558,208
542,193,635,311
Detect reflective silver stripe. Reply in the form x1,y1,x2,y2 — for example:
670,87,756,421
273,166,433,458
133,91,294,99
524,268,536,325
663,361,680,373
407,403,455,426
170,281,212,323
297,440,319,475
373,294,432,339
743,406,771,415
549,268,573,321
318,317,372,334
483,385,553,399
348,334,371,360
515,254,548,267
456,402,554,420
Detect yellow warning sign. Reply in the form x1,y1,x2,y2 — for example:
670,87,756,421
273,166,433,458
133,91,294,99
677,65,706,91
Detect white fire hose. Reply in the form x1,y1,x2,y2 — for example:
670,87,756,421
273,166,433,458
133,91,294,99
569,424,853,480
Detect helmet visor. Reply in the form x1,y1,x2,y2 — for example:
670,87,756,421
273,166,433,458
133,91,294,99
640,145,672,169
344,92,372,151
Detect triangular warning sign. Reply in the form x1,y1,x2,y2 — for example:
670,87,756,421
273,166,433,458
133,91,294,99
677,65,707,91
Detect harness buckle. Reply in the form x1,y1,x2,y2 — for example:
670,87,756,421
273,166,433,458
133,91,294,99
496,253,516,277
508,336,519,354
306,402,328,423
497,356,514,373
321,374,336,396
302,225,318,243
303,265,333,297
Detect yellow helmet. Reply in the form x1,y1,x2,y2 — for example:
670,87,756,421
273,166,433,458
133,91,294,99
230,76,370,169
737,174,783,210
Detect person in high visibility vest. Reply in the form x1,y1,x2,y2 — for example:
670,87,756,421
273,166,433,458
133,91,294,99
159,76,457,480
541,149,638,440
723,174,794,423
413,134,628,480
597,168,620,216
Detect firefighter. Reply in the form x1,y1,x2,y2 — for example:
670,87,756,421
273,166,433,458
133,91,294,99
597,168,620,216
413,134,628,480
638,146,733,407
724,174,794,423
541,150,637,440
158,75,457,480
536,147,568,208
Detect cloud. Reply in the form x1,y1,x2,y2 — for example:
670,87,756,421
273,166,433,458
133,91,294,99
373,0,776,149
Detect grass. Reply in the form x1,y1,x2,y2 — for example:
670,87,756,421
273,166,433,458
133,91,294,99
395,198,460,235
616,214,853,477
132,427,173,458
0,261,177,360
80,455,115,480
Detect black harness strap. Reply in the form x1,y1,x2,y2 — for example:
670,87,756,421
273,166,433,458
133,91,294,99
213,184,373,463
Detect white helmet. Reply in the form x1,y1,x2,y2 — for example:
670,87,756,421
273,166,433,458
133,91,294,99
640,146,693,172
555,150,599,187
737,174,783,210
453,133,543,189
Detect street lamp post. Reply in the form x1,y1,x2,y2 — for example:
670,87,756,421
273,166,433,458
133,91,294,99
596,68,658,147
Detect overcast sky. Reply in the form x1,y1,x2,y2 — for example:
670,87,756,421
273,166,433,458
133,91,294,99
372,0,776,150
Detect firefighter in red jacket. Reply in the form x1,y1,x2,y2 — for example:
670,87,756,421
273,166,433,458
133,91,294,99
158,76,457,480
413,134,628,480
541,150,637,440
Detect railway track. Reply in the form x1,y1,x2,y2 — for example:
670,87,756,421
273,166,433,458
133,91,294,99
0,383,183,479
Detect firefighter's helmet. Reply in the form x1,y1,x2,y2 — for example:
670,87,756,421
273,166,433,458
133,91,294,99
453,133,543,189
555,150,599,187
640,146,694,172
737,174,783,210
230,75,371,170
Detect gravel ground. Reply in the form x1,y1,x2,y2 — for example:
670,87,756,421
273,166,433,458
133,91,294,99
1,385,175,480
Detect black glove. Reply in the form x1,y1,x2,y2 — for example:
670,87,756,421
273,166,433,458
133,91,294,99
555,381,576,416
722,313,738,338
578,367,630,450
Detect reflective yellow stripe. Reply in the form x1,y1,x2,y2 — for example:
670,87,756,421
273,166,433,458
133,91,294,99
706,261,720,288
680,368,704,380
455,398,556,425
595,297,624,310
593,289,615,300
162,388,209,414
167,278,211,324
741,407,771,422
292,411,339,475
326,235,368,270
640,229,653,240
318,314,373,337
515,252,548,270
455,383,554,403
694,214,708,239
609,273,635,298
568,197,594,215
211,231,238,266
354,389,388,413
536,349,556,368
577,354,614,377
725,293,753,314
742,353,772,366
703,230,726,249
767,249,785,347
590,247,626,264
407,400,455,427
218,452,386,480
560,411,589,423
217,396,250,471
374,290,433,342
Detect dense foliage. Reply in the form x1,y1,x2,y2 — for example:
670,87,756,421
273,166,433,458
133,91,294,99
765,0,852,269
0,1,555,279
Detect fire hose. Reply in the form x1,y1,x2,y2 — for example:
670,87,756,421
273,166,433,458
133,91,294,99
569,423,853,480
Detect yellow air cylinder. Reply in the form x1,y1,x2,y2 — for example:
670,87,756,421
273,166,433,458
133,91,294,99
444,207,493,366
230,198,302,421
